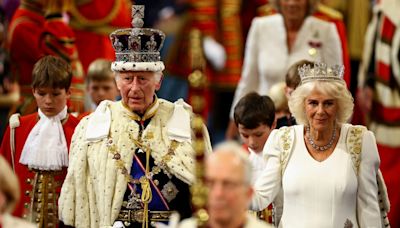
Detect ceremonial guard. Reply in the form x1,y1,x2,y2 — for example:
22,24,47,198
68,0,132,72
0,55,80,227
357,0,400,226
7,0,85,114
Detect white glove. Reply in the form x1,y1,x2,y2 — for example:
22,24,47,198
202,36,226,71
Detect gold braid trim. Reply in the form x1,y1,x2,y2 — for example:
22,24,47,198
279,127,293,176
69,0,122,26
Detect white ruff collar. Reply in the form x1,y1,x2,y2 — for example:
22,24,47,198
20,106,69,170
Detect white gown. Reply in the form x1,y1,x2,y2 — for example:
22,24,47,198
251,124,381,228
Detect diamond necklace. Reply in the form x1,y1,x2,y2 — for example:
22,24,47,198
306,124,337,152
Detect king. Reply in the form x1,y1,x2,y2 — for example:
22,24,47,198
58,5,212,228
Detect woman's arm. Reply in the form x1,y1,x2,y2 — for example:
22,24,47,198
357,130,381,227
251,129,284,211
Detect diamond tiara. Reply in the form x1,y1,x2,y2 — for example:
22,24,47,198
298,62,344,84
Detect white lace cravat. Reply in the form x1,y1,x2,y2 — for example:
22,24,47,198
20,106,69,170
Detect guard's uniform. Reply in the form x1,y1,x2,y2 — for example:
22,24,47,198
0,113,79,227
7,4,84,114
358,0,400,226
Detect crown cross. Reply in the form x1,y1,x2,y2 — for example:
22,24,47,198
132,5,144,28
298,62,344,84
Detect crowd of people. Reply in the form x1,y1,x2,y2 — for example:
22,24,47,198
0,0,399,228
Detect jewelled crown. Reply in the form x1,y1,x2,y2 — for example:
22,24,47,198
110,5,166,72
298,62,345,84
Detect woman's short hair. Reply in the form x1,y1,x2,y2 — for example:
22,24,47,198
288,80,354,125
270,0,319,16
0,156,20,213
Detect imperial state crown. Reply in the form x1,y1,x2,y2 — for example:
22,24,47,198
110,5,166,72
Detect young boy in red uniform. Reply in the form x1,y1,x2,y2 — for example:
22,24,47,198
0,55,79,227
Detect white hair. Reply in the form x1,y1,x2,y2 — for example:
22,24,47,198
288,80,354,125
115,71,163,83
212,141,253,186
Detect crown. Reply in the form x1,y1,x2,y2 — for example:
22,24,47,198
298,62,344,84
109,5,166,72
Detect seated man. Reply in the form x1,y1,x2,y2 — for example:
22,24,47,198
177,141,272,228
58,5,212,228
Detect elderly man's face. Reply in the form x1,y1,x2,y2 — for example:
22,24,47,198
205,151,253,226
116,71,162,114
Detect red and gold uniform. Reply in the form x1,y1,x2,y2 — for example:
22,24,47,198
358,0,400,226
68,0,131,72
0,113,79,227
166,0,243,120
7,1,85,115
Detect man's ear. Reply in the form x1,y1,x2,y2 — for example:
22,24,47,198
115,76,122,91
155,74,163,91
247,186,254,200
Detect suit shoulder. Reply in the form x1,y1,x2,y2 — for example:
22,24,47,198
16,113,38,127
253,14,282,25
315,4,343,21
19,113,37,122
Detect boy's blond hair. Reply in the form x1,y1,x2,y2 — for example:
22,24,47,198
86,59,114,83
